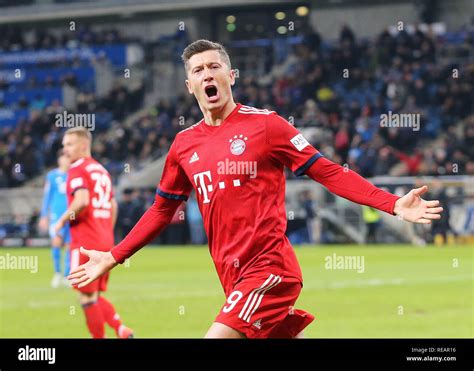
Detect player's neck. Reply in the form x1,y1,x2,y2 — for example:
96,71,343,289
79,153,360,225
72,153,92,163
202,101,237,126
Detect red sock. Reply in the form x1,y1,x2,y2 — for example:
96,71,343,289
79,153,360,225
98,296,122,334
82,301,105,338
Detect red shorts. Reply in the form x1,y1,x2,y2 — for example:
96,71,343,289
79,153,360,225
215,273,315,338
70,247,109,294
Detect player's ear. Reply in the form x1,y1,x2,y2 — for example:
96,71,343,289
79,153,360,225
185,79,194,95
229,68,236,86
82,137,90,152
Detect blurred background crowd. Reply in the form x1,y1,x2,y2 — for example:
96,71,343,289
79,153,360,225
0,0,472,245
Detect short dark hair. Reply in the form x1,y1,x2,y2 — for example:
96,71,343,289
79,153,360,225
181,39,231,72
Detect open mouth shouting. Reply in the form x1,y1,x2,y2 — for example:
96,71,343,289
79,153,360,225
204,84,219,103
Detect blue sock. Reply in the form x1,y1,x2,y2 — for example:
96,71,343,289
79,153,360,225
51,246,61,273
64,249,71,277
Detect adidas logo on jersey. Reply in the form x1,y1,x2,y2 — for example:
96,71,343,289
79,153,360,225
252,319,262,330
189,152,199,163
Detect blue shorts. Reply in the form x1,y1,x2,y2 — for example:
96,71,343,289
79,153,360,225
48,221,71,244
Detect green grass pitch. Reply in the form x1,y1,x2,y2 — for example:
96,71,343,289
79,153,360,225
0,245,472,338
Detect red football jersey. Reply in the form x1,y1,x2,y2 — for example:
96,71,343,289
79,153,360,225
66,156,114,251
158,104,322,295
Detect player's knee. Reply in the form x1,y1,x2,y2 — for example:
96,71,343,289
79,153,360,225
204,322,246,339
79,291,99,306
293,330,305,339
52,236,63,247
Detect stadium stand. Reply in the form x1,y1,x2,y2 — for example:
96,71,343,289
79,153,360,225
1,23,471,191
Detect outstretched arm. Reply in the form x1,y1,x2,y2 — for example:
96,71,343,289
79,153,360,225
305,157,442,223
110,195,182,263
263,113,442,223
68,194,182,288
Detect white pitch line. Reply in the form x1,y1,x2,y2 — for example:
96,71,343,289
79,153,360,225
303,275,472,290
2,289,223,310
1,275,471,310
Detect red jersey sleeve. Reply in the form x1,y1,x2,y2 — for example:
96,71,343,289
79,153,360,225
67,166,90,196
156,138,193,201
110,194,182,263
305,157,400,215
266,113,323,176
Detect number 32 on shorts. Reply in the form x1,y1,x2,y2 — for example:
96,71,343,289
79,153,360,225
222,290,243,313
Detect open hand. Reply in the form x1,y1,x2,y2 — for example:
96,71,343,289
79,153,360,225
393,185,443,224
67,247,118,288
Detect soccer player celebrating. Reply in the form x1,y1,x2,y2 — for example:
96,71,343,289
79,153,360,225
68,40,443,338
39,150,71,288
55,127,133,339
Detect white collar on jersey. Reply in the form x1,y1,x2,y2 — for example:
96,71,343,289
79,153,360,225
70,158,85,168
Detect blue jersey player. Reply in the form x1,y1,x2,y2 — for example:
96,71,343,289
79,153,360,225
39,151,71,288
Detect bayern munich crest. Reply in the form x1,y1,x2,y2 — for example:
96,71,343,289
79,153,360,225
229,134,248,155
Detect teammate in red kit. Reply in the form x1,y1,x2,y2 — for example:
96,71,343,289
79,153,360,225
68,40,443,338
55,127,133,339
